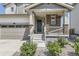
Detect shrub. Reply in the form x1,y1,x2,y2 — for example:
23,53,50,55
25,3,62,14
75,37,79,42
74,42,79,55
20,42,37,56
74,37,79,55
47,41,62,56
57,37,68,47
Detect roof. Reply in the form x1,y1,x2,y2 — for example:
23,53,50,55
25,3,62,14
25,3,74,10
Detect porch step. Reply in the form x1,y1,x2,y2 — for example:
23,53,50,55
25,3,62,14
33,34,44,40
33,40,46,47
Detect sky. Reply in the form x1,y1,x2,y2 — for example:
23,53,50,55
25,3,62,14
0,4,4,14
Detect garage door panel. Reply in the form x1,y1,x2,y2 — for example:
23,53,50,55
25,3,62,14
1,27,30,39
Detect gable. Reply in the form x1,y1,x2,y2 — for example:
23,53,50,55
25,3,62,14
30,3,66,10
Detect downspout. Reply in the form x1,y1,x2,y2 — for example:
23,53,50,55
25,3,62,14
63,12,65,35
69,11,71,36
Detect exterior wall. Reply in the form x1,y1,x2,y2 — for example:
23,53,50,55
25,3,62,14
5,4,16,14
16,4,27,14
0,14,29,24
4,3,28,14
71,4,79,34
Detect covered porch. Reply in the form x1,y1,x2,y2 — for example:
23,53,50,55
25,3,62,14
30,9,69,37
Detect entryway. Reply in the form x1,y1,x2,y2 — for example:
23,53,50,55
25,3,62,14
36,19,43,33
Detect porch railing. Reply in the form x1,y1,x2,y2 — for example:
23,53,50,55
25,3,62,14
46,26,63,35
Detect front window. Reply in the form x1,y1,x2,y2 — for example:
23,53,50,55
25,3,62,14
51,15,56,25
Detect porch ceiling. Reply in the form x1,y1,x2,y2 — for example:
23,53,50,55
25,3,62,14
32,9,64,16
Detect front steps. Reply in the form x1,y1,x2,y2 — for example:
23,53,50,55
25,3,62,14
33,34,44,40
32,34,46,47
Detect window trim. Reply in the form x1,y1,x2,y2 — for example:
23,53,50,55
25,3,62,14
50,15,56,26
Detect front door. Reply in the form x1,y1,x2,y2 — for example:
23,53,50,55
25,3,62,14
37,20,42,33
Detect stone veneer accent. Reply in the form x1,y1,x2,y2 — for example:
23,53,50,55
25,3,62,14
63,24,69,35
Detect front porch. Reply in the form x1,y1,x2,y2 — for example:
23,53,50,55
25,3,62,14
29,9,69,41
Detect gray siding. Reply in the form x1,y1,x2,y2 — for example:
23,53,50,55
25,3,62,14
71,4,79,34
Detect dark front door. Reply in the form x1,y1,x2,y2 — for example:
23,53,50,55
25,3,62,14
37,20,42,33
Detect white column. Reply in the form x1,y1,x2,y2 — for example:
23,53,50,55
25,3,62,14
29,12,35,42
60,16,64,27
64,12,69,25
64,11,69,35
44,15,47,43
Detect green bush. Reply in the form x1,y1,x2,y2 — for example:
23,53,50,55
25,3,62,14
74,37,79,55
75,37,79,42
74,42,79,55
57,37,68,47
47,41,62,56
20,42,37,56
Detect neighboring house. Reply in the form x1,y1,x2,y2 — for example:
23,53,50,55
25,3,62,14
0,3,73,41
71,3,79,35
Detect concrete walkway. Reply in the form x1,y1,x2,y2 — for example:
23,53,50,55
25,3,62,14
34,40,51,56
60,45,76,56
35,45,76,56
0,40,25,56
34,39,76,56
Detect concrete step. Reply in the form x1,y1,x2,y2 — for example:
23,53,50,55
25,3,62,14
33,40,46,47
33,34,43,40
33,40,45,43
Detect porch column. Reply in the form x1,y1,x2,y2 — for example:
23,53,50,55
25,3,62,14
63,11,69,35
29,11,35,42
44,14,47,43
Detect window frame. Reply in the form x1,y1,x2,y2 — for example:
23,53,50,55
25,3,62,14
50,15,56,26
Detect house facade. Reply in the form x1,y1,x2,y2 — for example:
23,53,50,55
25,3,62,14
0,3,73,42
71,3,79,35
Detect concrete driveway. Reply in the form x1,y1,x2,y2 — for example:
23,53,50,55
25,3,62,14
0,40,25,56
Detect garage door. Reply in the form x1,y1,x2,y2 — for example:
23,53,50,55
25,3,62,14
0,25,30,39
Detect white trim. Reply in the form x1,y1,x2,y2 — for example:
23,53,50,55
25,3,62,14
31,9,66,12
51,15,56,25
46,34,69,37
57,3,74,10
25,3,74,10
